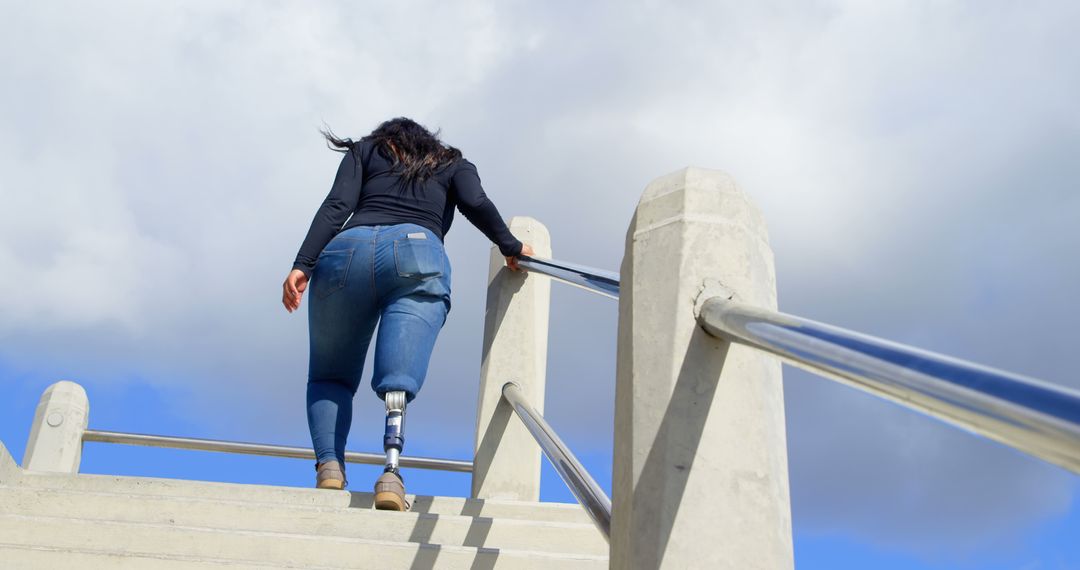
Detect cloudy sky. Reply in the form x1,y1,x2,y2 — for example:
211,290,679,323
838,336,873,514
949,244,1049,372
1,1,1078,567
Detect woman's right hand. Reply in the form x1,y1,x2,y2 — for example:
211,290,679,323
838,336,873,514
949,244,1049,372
282,269,309,313
506,243,534,272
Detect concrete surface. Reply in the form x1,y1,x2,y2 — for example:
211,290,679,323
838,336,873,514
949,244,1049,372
0,451,607,569
473,217,553,501
611,167,793,569
0,441,20,485
2,485,606,556
0,513,607,569
22,380,89,474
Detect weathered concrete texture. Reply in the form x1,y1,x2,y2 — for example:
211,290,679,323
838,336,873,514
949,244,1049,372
473,217,553,501
1,440,22,484
22,380,89,474
15,469,592,524
0,514,608,569
0,467,608,569
611,168,793,569
2,485,607,556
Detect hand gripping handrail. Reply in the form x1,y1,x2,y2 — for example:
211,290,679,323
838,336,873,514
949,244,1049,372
82,429,473,472
696,294,1080,473
517,255,619,299
501,382,612,540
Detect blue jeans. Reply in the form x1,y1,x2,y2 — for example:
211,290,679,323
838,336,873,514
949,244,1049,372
306,223,452,465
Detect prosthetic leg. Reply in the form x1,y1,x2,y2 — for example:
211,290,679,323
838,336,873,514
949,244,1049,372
375,391,409,510
382,391,407,474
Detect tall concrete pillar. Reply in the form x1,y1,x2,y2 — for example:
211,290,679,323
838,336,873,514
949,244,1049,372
472,217,552,500
22,381,90,474
611,168,793,569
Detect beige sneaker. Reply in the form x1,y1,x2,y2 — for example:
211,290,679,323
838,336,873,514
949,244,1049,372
374,471,409,511
315,461,347,490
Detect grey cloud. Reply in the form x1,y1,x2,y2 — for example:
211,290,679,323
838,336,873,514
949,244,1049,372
786,366,1075,556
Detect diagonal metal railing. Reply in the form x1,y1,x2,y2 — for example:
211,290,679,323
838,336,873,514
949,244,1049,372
519,255,1080,474
500,382,612,539
695,294,1080,473
517,255,620,299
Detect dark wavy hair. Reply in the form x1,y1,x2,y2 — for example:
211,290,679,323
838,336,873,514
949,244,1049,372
321,117,462,185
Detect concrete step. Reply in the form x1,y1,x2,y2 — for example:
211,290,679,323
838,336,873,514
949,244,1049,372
16,469,590,524
1,484,607,556
0,543,353,569
0,513,609,569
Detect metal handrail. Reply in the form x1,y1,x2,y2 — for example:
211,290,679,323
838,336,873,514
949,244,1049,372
516,249,1080,472
697,295,1080,473
517,255,620,299
82,429,473,473
501,382,612,540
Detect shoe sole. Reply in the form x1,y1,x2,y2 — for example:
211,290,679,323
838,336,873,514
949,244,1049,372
374,491,406,511
316,480,345,490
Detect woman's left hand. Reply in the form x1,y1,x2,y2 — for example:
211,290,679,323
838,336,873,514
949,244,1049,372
282,269,309,313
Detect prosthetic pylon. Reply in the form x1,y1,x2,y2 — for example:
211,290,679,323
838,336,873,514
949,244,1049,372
382,391,407,474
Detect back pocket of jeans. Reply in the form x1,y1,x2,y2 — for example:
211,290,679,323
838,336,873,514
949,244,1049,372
312,248,353,299
394,238,443,280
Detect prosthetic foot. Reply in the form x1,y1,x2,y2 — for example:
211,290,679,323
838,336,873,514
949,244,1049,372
375,391,409,511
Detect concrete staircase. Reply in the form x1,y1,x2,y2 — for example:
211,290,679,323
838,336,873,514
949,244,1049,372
0,443,608,569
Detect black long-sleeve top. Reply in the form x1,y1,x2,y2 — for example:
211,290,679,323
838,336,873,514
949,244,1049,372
291,140,523,278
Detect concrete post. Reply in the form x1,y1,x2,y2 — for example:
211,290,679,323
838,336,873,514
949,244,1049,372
611,168,793,569
22,381,89,474
472,217,552,500
0,441,21,484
